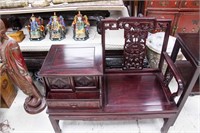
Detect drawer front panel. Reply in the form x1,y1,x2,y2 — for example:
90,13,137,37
176,12,200,34
180,0,199,9
47,100,100,109
146,0,180,8
146,11,178,34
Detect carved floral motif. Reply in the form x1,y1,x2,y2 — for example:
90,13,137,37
48,77,71,89
118,20,154,69
74,76,95,87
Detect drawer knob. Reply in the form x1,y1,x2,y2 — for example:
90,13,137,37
192,28,195,32
184,2,187,5
182,28,186,32
70,104,78,108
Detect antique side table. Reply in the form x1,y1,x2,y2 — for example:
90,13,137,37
39,44,103,132
170,33,199,96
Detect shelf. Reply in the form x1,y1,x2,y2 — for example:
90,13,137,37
5,8,129,52
0,0,124,15
13,26,101,52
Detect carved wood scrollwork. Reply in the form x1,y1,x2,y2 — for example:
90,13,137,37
102,18,171,70
118,20,154,69
104,21,118,30
74,76,96,87
48,77,71,89
156,21,170,32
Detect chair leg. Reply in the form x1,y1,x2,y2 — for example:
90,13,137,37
49,115,62,133
161,117,175,133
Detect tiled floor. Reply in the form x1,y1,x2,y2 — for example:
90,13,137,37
0,79,200,133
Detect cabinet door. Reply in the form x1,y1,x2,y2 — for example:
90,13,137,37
175,12,200,34
180,0,199,9
146,11,178,35
146,0,180,8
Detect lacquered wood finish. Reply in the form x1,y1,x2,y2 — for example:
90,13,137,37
175,60,199,95
144,0,200,35
39,44,103,117
177,33,199,65
39,18,193,133
39,45,103,76
164,32,200,133
169,33,200,95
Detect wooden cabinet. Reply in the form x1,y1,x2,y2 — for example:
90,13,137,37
176,12,199,33
144,0,199,35
39,45,103,110
146,0,180,8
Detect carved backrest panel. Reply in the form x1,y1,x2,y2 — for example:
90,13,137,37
118,19,155,69
102,17,171,71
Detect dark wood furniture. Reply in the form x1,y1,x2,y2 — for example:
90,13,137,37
167,33,199,96
144,0,199,35
39,17,191,133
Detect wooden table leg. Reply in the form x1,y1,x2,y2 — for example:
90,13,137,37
49,115,61,133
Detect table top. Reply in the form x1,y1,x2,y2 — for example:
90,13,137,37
177,33,200,65
39,44,103,76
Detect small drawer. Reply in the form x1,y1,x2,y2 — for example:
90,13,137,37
146,0,180,8
180,0,199,9
47,99,100,109
46,92,101,109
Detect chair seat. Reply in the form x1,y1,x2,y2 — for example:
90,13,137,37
104,73,178,114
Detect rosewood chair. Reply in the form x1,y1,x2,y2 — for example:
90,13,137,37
43,17,189,133
101,17,185,133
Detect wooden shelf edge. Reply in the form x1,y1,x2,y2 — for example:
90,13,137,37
0,1,125,15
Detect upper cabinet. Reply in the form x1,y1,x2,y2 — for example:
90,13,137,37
146,0,180,8
144,0,199,35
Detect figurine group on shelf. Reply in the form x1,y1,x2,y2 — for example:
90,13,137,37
27,11,90,41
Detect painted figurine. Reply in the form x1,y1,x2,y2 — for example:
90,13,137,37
27,14,45,41
46,12,66,41
0,19,46,114
72,11,90,41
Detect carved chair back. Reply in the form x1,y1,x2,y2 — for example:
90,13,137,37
101,17,171,73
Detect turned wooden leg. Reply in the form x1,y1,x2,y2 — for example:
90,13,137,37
49,116,61,133
161,118,175,133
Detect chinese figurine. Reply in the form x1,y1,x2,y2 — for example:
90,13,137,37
47,12,66,41
72,11,90,41
0,19,46,114
27,14,46,41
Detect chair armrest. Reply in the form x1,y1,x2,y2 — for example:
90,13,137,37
163,52,184,98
